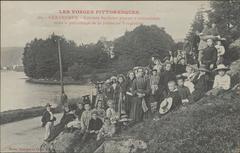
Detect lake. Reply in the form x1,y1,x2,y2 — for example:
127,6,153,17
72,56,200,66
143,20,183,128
1,71,95,112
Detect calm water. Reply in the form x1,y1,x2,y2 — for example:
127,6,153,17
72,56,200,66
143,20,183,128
1,71,95,112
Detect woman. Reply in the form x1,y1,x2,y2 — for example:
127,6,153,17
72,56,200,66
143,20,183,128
130,67,150,122
125,70,135,116
117,74,127,116
110,76,119,112
153,59,163,76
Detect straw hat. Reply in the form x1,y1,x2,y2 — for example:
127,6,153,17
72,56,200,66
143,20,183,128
214,64,230,71
117,74,126,81
176,74,187,80
127,70,135,77
159,97,173,115
105,79,112,84
110,76,117,81
186,64,198,70
198,64,210,73
45,103,52,107
119,114,132,122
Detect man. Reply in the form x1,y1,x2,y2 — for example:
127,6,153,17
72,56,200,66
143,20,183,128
41,103,56,140
201,39,217,69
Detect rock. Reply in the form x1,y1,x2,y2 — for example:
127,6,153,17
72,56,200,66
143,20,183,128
52,130,81,153
94,139,147,153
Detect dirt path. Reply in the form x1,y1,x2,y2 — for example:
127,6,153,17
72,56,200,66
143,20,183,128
1,113,62,152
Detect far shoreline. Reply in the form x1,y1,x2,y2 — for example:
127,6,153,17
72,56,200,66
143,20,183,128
0,106,62,125
26,78,89,85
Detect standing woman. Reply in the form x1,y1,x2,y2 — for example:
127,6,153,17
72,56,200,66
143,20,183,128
111,76,119,112
125,71,135,116
153,59,163,76
130,67,150,123
117,74,127,116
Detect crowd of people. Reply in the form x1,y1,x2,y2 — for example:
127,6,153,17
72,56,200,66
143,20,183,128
41,22,233,144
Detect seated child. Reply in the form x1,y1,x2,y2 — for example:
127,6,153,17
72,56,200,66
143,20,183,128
176,75,191,105
82,111,103,141
80,103,92,133
97,118,116,141
182,64,198,93
106,100,119,124
165,81,182,109
192,65,210,101
157,81,181,117
92,100,106,121
210,64,231,95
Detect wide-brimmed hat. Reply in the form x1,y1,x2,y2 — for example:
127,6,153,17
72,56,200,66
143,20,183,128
119,114,132,122
186,64,198,70
198,65,210,73
159,97,173,115
105,79,112,84
133,66,140,71
127,70,135,77
91,110,98,115
214,64,230,71
117,74,126,81
110,76,117,81
45,103,52,107
176,74,187,80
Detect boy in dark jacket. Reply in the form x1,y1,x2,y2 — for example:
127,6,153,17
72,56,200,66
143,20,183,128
41,103,56,140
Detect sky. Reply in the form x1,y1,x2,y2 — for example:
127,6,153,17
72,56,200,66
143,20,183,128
1,1,210,47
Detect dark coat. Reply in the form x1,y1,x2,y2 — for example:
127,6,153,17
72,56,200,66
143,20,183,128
41,110,56,127
192,74,210,101
88,118,103,131
165,90,182,109
201,46,217,66
158,70,176,92
60,111,76,126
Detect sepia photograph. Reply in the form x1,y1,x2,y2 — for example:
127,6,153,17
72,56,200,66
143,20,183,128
1,1,240,153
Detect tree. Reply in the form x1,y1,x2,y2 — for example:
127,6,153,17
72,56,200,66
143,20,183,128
112,25,175,72
208,0,240,42
185,9,205,51
68,63,91,80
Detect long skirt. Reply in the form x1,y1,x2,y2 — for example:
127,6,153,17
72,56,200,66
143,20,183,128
129,97,144,122
125,95,132,116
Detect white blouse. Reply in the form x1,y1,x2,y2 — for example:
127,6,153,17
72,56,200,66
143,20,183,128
213,74,231,90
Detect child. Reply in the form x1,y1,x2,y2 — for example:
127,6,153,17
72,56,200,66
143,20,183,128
106,100,119,124
41,103,56,141
97,118,116,141
192,65,210,101
80,103,92,132
157,81,181,117
92,100,106,121
86,111,103,140
159,62,176,93
165,81,182,109
211,64,231,95
201,39,217,69
215,41,225,65
182,64,199,93
176,75,191,105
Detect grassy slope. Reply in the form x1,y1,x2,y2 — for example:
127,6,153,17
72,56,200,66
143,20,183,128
74,60,240,153
123,90,240,153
